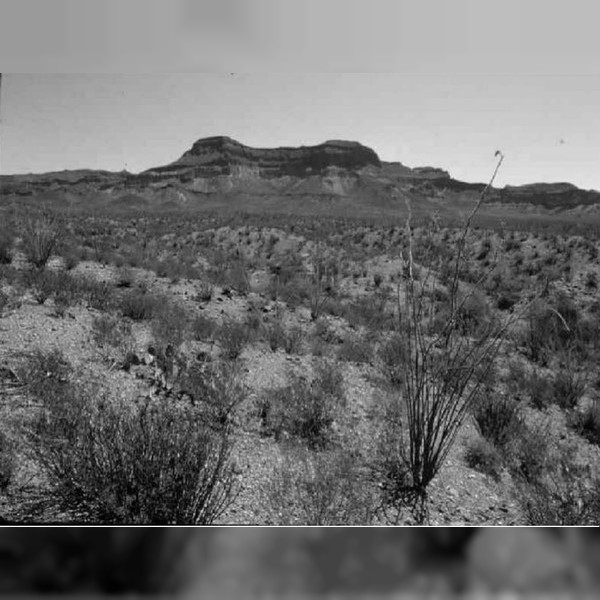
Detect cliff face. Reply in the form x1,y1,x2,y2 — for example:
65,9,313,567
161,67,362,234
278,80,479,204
499,182,600,210
143,136,381,180
1,136,598,214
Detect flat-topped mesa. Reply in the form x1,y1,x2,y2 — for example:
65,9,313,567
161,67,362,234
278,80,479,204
144,136,382,179
500,181,600,209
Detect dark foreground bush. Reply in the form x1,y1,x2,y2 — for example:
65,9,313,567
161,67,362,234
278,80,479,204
23,354,237,524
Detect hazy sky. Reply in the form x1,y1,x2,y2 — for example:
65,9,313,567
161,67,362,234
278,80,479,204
1,1,599,190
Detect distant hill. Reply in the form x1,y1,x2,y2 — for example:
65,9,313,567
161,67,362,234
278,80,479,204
2,137,599,218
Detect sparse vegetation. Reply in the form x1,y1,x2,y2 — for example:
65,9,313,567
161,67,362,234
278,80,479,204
257,367,345,449
267,445,376,525
0,228,14,264
472,392,523,451
2,151,600,525
119,289,162,321
20,350,238,524
19,211,62,270
219,320,249,360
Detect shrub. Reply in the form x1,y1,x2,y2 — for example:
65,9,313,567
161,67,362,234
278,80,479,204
0,229,14,264
258,371,343,449
496,292,518,311
115,267,135,288
455,290,493,337
309,250,338,320
337,335,371,364
191,314,217,341
20,212,62,270
92,314,133,350
375,153,508,523
267,445,376,525
378,334,408,386
18,348,73,401
526,294,582,364
151,302,190,349
553,367,586,410
313,360,345,406
24,270,60,305
119,289,161,321
225,261,250,296
568,401,600,446
0,290,8,317
585,271,598,290
25,387,238,524
196,282,213,303
218,320,249,360
514,445,600,525
266,321,303,354
471,392,523,451
80,278,115,311
175,361,245,431
344,294,393,331
0,430,16,492
282,326,304,354
53,289,73,318
243,310,263,340
62,250,80,271
506,361,552,410
266,320,286,352
464,436,503,481
506,424,551,485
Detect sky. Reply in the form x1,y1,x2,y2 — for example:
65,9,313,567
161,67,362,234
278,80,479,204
1,0,599,190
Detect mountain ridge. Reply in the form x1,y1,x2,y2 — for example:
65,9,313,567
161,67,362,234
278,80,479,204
1,137,598,215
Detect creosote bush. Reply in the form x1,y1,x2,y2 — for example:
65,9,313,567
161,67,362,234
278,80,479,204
23,358,237,524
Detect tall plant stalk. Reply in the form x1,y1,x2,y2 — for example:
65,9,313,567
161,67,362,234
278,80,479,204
378,152,510,523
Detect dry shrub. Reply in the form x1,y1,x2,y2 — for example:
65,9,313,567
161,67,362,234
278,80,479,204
24,382,237,524
257,368,345,449
267,445,376,525
20,212,62,270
